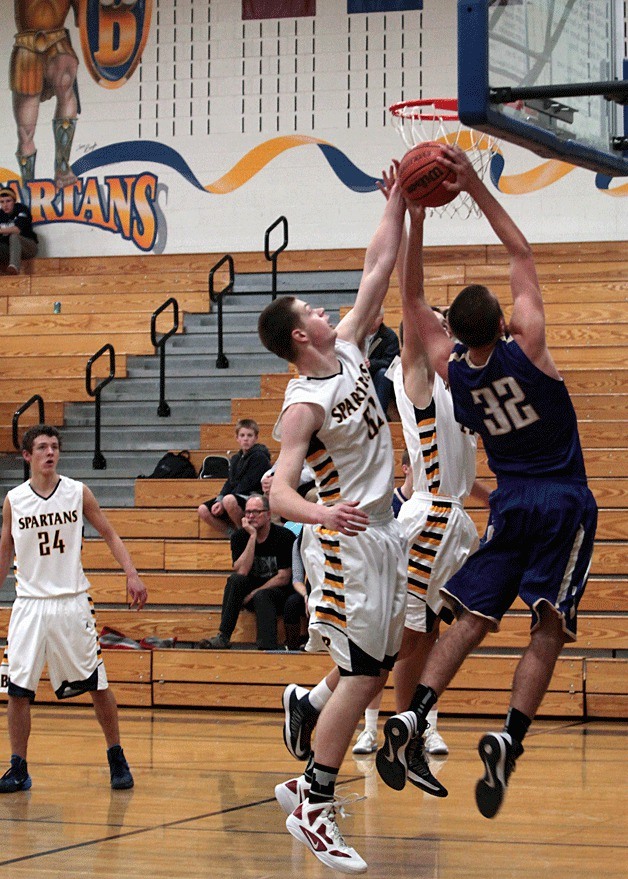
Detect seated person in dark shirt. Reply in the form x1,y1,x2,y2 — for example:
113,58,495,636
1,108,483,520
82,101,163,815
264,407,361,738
392,448,413,517
261,463,317,512
283,527,309,650
197,418,270,536
364,307,400,418
0,187,38,275
198,494,296,651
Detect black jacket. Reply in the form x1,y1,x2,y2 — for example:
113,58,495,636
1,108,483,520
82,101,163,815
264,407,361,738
367,323,400,375
218,442,271,500
0,202,38,242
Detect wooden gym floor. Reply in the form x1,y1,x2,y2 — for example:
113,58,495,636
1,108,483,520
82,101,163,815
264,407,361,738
0,706,625,878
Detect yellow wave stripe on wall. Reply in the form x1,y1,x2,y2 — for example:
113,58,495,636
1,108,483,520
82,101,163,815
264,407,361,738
497,159,575,194
600,180,628,197
205,135,331,194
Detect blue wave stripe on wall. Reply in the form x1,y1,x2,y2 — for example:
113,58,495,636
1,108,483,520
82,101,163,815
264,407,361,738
71,140,382,194
72,141,207,190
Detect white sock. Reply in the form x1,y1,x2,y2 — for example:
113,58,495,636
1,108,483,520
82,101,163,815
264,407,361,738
364,708,379,733
309,678,334,712
426,707,438,730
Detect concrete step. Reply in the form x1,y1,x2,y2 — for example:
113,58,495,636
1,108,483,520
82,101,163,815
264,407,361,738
126,351,281,376
167,336,253,355
221,291,352,312
182,312,267,332
127,358,278,377
1,450,184,478
181,307,341,335
169,333,280,356
97,374,261,401
64,400,231,426
0,575,15,602
196,311,341,333
53,426,201,452
232,270,362,294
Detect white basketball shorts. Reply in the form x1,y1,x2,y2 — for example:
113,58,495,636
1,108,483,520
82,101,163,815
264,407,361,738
301,514,407,674
6,593,108,699
398,492,479,632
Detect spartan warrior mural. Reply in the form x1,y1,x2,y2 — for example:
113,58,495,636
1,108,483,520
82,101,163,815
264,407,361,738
10,0,141,190
10,0,83,189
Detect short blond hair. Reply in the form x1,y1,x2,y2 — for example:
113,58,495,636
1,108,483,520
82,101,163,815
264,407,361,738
235,418,259,436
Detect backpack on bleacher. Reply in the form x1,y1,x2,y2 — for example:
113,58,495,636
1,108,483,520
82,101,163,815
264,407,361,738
198,454,230,479
144,450,197,479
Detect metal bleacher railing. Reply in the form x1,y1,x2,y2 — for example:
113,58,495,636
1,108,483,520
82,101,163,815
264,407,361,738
86,343,115,470
151,296,179,417
12,394,45,481
210,215,289,369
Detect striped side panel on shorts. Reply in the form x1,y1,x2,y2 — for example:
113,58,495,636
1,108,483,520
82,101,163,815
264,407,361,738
313,527,346,628
407,500,453,598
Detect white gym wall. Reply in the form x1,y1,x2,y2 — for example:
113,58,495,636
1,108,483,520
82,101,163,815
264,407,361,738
0,1,625,256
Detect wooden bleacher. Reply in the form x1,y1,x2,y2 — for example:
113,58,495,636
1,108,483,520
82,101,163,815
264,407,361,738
0,243,626,720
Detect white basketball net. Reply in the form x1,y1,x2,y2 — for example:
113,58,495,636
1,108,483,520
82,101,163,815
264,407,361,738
390,98,501,219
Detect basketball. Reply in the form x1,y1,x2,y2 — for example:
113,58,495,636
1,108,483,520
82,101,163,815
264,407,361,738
397,142,456,208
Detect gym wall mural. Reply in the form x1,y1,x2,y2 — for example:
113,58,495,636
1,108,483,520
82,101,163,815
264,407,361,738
0,1,625,256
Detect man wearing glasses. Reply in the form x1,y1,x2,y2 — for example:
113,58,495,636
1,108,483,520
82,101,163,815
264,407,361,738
198,493,296,651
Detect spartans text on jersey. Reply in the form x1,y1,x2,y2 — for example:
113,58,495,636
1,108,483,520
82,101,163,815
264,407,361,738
330,363,374,423
18,511,79,530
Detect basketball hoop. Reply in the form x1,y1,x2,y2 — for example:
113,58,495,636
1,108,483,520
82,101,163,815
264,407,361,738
389,98,501,219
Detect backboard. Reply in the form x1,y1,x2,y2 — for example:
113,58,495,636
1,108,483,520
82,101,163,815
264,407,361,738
457,0,628,176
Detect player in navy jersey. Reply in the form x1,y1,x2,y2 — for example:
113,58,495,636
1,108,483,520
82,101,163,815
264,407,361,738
376,145,597,820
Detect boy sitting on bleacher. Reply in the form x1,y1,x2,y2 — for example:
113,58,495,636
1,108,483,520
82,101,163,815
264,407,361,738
197,419,270,536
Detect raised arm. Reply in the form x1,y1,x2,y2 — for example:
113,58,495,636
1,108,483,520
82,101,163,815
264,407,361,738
337,166,406,349
439,145,553,370
401,200,454,385
232,519,258,576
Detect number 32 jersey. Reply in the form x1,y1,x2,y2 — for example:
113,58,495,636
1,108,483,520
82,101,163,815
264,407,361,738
275,338,395,518
8,476,91,598
448,335,587,483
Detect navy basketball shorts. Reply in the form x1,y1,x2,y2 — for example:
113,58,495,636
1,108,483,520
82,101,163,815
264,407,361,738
440,479,597,640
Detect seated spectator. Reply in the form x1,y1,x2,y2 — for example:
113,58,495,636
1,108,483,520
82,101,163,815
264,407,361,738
261,476,308,643
0,187,38,275
197,419,270,536
283,528,308,651
364,307,400,418
261,464,316,523
197,494,296,651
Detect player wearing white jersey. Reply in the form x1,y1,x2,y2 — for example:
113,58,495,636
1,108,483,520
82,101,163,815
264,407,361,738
280,340,406,670
392,362,478,628
258,167,406,874
0,425,147,794
9,475,91,600
374,202,490,794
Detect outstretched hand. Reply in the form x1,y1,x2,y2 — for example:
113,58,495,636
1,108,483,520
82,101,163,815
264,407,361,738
377,161,399,200
438,144,478,194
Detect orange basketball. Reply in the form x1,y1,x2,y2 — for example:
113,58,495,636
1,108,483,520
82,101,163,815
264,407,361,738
397,142,456,208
